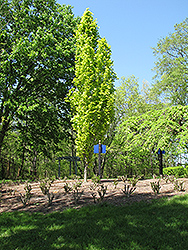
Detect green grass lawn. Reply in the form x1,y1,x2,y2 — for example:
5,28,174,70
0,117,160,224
1,195,188,250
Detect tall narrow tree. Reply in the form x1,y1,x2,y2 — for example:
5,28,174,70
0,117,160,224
68,9,116,181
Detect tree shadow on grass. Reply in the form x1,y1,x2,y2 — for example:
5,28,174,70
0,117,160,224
1,195,188,250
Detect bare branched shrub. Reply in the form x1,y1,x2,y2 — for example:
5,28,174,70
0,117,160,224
89,179,107,203
150,180,161,194
97,184,107,202
113,179,119,189
71,178,84,204
19,182,32,207
62,177,72,193
122,184,136,198
120,175,139,197
39,178,55,206
173,179,185,192
39,178,54,195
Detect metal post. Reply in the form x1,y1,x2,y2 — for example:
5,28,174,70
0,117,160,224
98,140,102,178
69,160,71,176
159,150,163,175
58,159,61,178
75,158,77,176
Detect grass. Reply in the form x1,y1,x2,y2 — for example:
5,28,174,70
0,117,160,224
1,195,188,250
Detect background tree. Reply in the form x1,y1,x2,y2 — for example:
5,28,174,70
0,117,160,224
0,0,77,179
114,105,188,176
115,75,165,121
68,9,117,181
115,75,142,119
104,76,168,178
152,18,188,105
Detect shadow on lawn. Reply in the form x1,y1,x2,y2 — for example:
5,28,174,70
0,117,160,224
1,195,188,250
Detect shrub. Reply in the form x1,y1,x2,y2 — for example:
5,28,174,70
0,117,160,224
120,175,139,197
91,175,101,184
39,178,54,195
121,184,136,197
173,179,185,192
97,184,107,202
163,166,186,178
19,182,32,207
163,174,176,183
89,182,98,203
63,182,72,193
62,177,72,193
46,192,55,206
113,179,119,189
71,178,84,204
150,180,161,194
89,180,107,203
128,176,140,187
119,175,127,183
39,178,55,206
163,175,186,192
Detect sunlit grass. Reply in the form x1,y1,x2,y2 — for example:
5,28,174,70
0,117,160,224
1,195,188,249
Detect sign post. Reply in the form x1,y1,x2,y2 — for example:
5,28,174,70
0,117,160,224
94,141,106,178
58,158,61,178
98,140,102,178
157,148,165,175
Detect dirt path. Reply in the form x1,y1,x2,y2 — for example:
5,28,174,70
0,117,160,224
1,178,188,214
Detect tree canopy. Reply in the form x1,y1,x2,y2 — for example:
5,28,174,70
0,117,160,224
0,0,78,178
152,18,188,105
0,0,77,153
115,76,165,121
117,105,188,155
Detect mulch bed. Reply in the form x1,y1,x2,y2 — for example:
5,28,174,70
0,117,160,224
1,178,188,214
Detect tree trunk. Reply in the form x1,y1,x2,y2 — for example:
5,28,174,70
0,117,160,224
150,151,153,176
93,158,97,175
0,119,10,161
32,151,38,177
101,155,107,179
1,157,5,179
17,146,25,178
6,159,10,179
84,158,88,182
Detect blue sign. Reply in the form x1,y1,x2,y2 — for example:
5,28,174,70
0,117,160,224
94,144,106,154
158,148,165,154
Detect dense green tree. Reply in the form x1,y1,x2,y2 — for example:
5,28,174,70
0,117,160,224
68,9,117,181
0,127,76,180
102,76,166,177
115,105,188,175
152,18,188,105
15,98,65,177
0,0,77,177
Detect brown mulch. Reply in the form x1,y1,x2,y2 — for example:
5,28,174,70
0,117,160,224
1,178,188,214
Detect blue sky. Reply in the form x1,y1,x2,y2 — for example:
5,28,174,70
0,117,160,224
59,0,188,88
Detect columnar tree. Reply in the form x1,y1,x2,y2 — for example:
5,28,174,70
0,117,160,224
68,9,116,181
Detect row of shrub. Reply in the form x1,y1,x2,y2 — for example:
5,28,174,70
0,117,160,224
163,166,188,177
